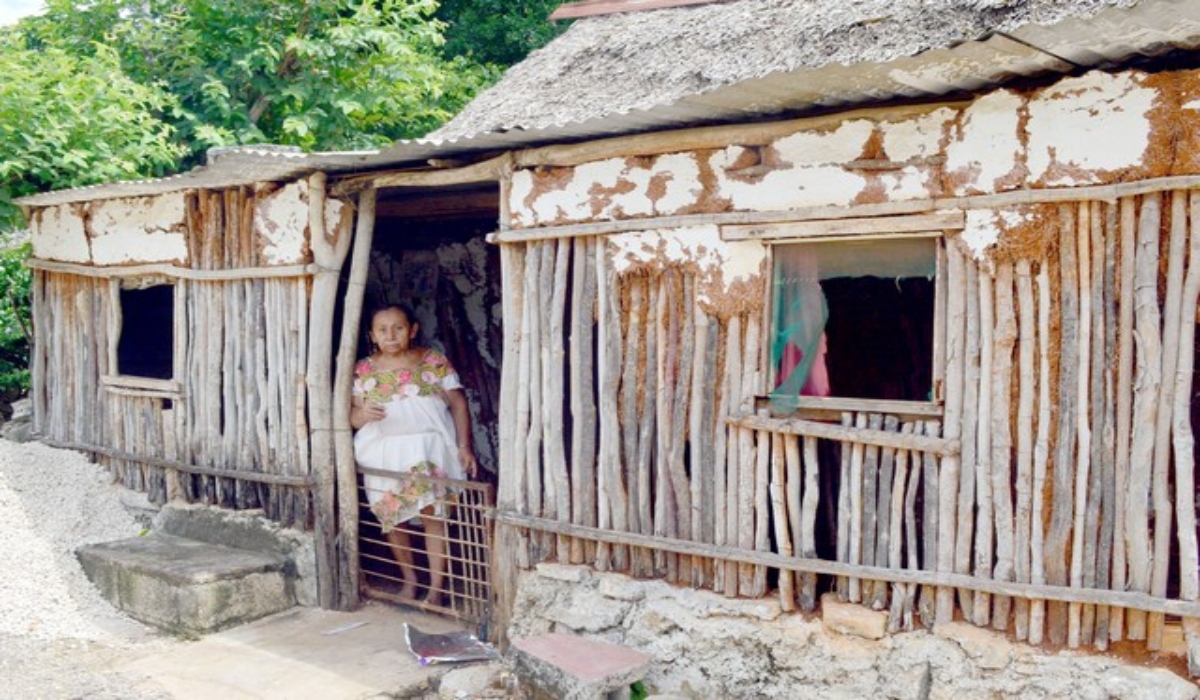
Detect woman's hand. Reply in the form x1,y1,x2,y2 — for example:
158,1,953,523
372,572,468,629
458,445,478,479
350,402,386,428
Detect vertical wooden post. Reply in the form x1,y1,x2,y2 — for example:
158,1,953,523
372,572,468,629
305,172,351,608
938,239,966,625
1127,193,1162,642
1069,203,1092,648
331,189,375,609
1177,192,1200,675
570,238,598,565
973,267,995,627
494,241,527,640
1111,196,1137,643
1147,192,1187,649
1014,259,1036,642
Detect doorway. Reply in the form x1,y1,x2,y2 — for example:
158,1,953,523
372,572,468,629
348,183,503,625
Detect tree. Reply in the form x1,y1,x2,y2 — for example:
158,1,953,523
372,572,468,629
436,0,567,68
0,30,183,230
26,0,493,160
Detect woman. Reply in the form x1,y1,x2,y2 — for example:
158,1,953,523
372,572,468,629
350,304,477,604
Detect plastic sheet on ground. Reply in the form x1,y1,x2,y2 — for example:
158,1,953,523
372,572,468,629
404,623,501,666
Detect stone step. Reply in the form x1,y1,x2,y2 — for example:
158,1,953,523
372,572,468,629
511,633,651,700
77,532,294,638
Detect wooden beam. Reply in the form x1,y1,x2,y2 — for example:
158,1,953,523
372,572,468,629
728,413,959,457
497,511,1200,619
722,211,964,241
27,258,317,281
488,174,1200,245
330,153,512,196
41,438,317,488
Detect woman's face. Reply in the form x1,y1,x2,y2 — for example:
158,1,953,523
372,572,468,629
369,308,418,355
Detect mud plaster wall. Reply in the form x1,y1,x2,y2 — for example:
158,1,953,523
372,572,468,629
508,67,1200,249
29,177,342,269
606,225,765,317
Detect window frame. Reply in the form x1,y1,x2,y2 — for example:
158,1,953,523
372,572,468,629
103,277,182,398
722,211,963,420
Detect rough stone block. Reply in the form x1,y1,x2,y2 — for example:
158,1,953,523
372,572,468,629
512,633,652,700
77,532,292,637
820,593,887,640
934,621,1013,670
536,562,592,583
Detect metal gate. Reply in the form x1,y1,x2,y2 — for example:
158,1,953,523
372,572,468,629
358,467,494,629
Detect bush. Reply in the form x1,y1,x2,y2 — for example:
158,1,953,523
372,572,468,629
0,242,32,397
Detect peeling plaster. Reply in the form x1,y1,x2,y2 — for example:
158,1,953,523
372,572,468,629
880,109,955,162
89,193,188,265
1026,71,1155,185
773,120,876,165
31,205,90,263
608,225,764,305
325,198,346,253
513,155,707,227
961,208,1033,259
945,90,1025,195
255,180,309,265
717,159,866,211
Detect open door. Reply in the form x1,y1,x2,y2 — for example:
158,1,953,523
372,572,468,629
341,181,502,627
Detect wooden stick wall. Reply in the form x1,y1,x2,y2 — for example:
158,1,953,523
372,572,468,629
496,189,1200,661
31,186,332,530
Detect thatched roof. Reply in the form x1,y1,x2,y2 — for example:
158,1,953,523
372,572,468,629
26,0,1200,208
433,0,1144,141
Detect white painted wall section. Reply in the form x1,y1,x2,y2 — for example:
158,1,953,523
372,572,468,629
256,181,309,265
32,205,90,263
714,153,867,212
961,208,1031,259
608,225,765,304
645,153,703,215
945,90,1024,195
1026,71,1155,185
89,193,189,265
880,109,953,163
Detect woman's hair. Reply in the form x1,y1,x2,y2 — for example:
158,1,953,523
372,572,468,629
363,301,420,352
367,302,416,326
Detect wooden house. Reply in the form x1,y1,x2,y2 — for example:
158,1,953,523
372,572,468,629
17,0,1200,686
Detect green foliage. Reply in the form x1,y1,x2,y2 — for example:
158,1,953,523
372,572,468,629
27,0,494,160
0,243,32,394
0,30,184,230
437,0,567,68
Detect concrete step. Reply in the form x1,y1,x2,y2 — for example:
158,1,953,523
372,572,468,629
511,632,651,700
77,532,294,638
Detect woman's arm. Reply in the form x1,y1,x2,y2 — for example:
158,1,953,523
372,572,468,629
447,388,477,477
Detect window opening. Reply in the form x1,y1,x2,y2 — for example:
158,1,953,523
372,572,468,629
117,284,174,379
769,236,937,411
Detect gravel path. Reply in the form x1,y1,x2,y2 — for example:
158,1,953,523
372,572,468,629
0,439,181,699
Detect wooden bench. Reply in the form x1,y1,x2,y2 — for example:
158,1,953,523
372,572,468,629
511,632,652,700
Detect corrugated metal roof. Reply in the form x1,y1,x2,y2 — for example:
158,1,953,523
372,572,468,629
18,0,1200,208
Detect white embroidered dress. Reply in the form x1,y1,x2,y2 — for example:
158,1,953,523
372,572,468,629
352,349,466,531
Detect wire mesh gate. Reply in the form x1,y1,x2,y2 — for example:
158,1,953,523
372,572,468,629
358,467,494,629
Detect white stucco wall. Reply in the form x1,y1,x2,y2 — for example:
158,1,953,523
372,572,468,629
508,68,1169,236
32,205,90,264
89,193,189,265
255,181,310,265
1026,71,1155,186
608,225,765,306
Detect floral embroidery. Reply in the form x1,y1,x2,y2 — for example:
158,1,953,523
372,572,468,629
353,350,454,406
371,461,449,532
